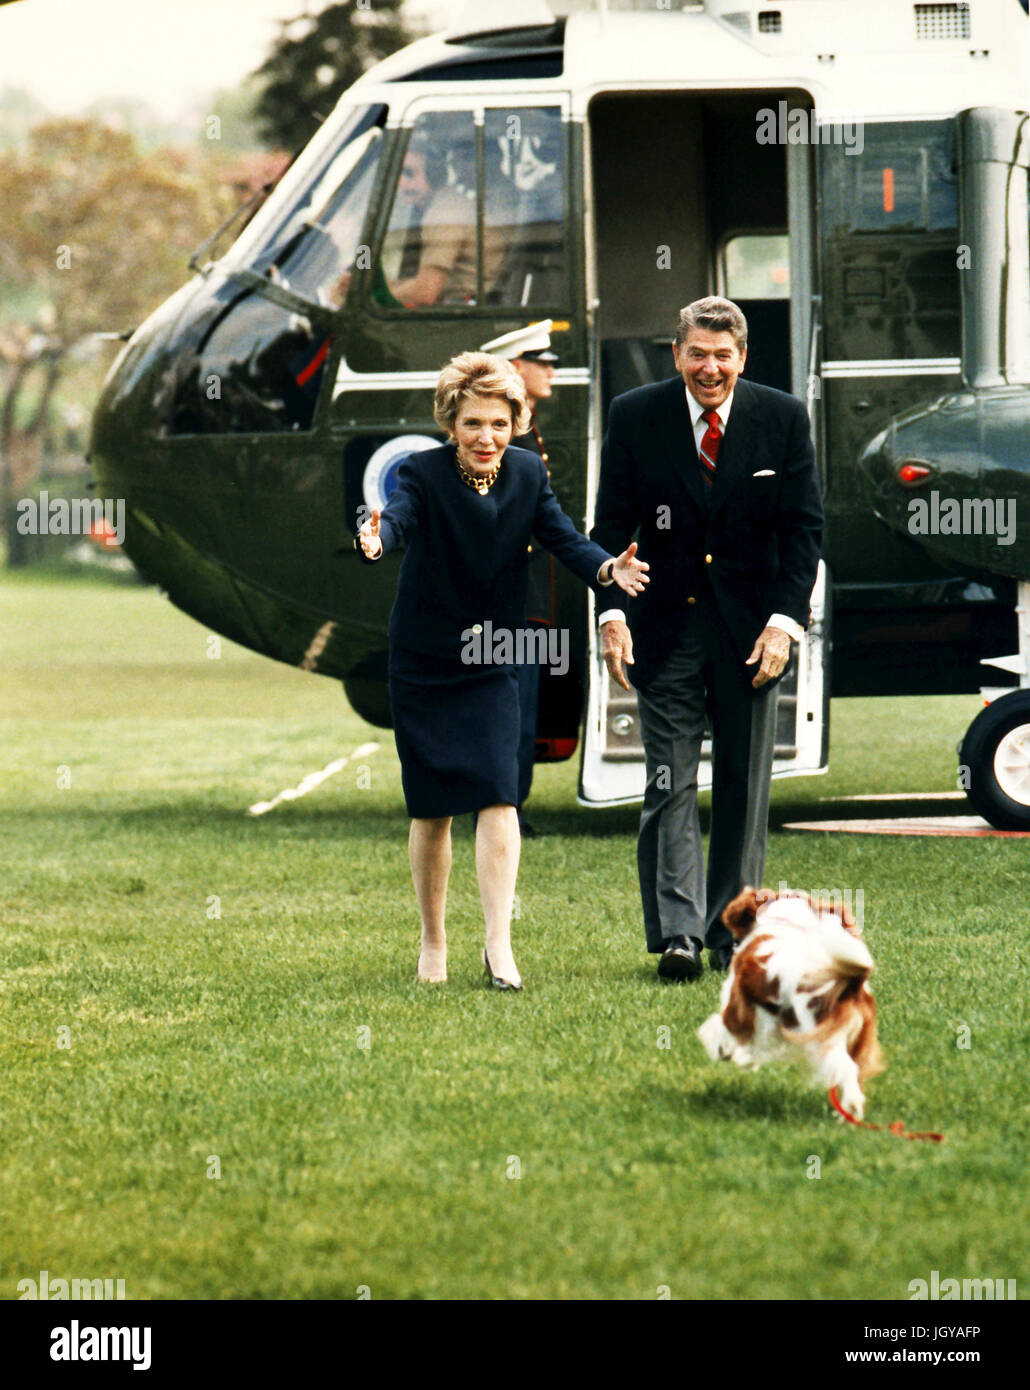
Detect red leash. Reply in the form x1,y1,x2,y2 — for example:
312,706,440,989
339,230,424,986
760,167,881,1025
828,1086,945,1142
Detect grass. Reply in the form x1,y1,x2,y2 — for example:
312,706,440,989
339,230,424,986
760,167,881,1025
1,568,1027,1300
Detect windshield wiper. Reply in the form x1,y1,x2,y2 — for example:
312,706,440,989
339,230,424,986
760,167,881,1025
188,181,278,274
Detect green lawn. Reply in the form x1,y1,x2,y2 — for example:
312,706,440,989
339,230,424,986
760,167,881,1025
1,569,1026,1300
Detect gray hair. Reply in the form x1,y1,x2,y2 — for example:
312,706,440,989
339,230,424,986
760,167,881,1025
674,296,748,353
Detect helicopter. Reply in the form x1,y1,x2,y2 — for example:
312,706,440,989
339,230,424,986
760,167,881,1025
87,0,1030,827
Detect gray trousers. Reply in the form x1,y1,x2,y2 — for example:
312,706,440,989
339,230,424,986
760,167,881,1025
633,596,778,955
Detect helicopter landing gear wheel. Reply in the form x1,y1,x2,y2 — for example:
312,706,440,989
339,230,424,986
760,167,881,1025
959,690,1030,830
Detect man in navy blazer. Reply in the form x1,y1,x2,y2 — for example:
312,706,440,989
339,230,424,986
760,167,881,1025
591,297,823,980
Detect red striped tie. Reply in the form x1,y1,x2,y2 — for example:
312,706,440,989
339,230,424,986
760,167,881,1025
699,409,721,486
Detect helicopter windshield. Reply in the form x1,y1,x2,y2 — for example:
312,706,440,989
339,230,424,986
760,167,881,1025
152,104,390,437
222,103,388,305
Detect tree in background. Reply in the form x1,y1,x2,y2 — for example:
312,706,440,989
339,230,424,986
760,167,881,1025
0,3,419,564
0,84,48,151
251,1,414,152
0,119,243,565
204,79,267,155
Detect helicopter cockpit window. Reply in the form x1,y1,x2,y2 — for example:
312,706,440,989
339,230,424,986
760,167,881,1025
223,103,388,300
820,119,960,363
376,111,480,308
160,281,332,435
484,107,565,308
373,106,565,310
821,120,957,233
157,106,390,436
261,121,385,309
155,106,390,436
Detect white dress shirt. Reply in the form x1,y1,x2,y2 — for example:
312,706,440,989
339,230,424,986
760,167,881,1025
598,385,804,642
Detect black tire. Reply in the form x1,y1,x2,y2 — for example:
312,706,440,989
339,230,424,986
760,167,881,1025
959,690,1030,830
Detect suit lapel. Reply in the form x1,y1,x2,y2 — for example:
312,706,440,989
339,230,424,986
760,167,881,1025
707,378,757,520
655,377,707,513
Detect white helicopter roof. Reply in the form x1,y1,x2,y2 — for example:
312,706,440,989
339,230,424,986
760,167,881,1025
353,0,1030,122
563,0,1030,119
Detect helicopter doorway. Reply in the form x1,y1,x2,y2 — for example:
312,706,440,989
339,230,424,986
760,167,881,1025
580,89,825,806
587,90,813,407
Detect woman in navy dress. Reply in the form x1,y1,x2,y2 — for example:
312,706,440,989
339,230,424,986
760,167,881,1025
357,352,648,990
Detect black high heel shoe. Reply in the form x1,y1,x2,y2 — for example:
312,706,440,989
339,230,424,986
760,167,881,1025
483,948,522,991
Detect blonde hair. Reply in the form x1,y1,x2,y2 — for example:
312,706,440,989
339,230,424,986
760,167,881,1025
433,351,532,437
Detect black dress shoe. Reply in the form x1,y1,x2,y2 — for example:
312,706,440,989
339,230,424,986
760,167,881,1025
657,935,703,982
708,945,735,972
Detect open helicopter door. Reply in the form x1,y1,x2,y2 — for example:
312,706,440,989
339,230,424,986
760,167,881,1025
578,561,829,806
578,108,828,806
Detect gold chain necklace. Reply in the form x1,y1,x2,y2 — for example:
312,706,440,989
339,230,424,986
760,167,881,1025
454,452,501,495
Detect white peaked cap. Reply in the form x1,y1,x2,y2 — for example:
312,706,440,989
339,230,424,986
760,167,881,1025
480,320,554,360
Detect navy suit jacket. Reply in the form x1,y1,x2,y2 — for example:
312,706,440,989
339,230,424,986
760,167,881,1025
359,444,612,661
591,376,824,684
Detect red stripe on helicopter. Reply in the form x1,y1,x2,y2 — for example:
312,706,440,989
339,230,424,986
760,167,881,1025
296,337,330,387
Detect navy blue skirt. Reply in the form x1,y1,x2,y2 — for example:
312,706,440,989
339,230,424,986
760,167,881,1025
389,647,520,819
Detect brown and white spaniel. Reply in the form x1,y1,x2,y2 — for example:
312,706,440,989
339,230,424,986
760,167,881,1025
697,887,883,1119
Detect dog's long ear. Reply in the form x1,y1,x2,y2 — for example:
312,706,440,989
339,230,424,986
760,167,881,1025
722,886,761,939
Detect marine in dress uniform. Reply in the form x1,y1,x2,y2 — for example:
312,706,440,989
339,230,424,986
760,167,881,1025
480,321,560,838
